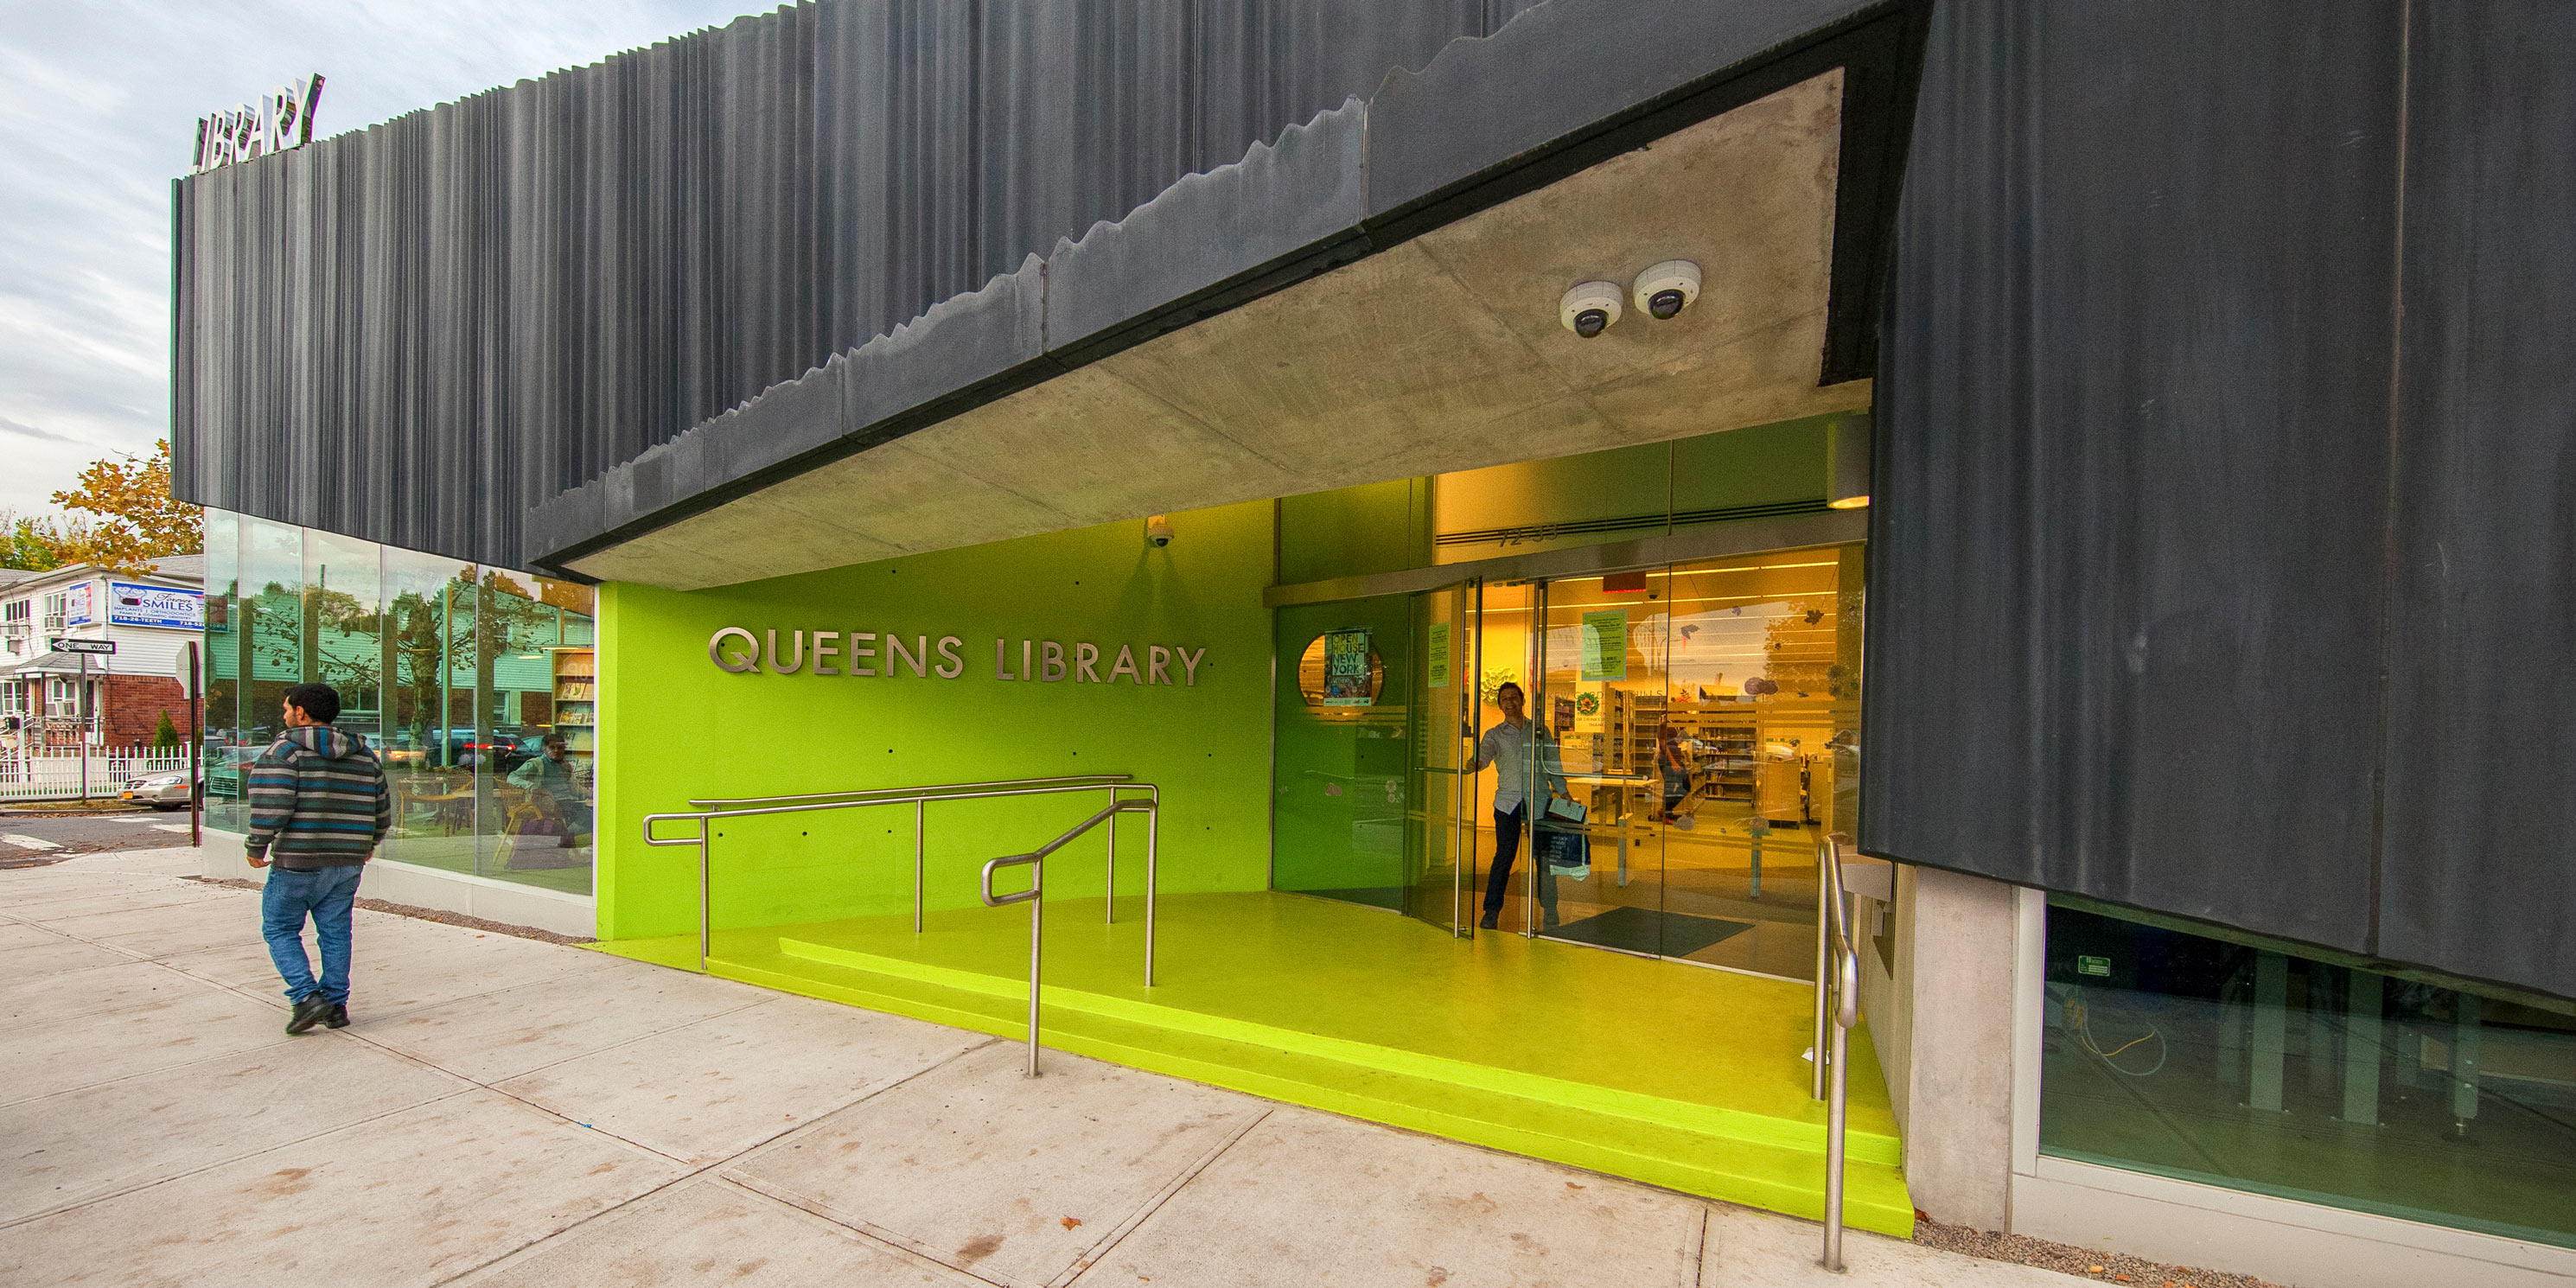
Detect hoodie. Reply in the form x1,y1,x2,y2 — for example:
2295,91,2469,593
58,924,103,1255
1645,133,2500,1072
245,725,392,869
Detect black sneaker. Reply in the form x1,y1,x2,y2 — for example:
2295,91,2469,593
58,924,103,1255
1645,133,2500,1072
323,1003,350,1030
286,994,333,1035
1478,912,1500,930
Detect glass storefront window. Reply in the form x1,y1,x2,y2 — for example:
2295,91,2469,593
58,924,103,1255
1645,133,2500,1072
2043,900,2576,1247
201,510,243,832
379,545,479,877
200,507,599,896
475,572,594,891
303,530,382,748
221,517,306,829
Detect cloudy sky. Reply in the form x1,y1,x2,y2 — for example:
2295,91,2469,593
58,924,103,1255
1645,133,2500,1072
0,0,769,520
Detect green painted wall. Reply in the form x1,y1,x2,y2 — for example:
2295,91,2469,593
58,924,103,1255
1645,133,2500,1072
1432,415,1836,560
1278,477,1434,584
1274,416,1843,583
596,501,1278,944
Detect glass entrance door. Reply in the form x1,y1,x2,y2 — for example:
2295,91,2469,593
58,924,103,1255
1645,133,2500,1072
1403,580,1480,935
1523,574,1669,950
1505,547,1860,980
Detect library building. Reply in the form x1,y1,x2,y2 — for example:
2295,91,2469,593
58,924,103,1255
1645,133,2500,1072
170,3,2576,1285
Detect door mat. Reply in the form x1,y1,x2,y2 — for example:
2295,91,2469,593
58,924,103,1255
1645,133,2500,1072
1544,905,1755,957
1290,886,1405,912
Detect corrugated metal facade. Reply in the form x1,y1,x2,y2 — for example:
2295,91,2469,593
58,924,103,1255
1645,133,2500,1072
173,0,1541,571
1864,0,2576,1000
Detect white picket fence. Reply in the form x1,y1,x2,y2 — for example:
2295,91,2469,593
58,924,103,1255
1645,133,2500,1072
0,745,191,803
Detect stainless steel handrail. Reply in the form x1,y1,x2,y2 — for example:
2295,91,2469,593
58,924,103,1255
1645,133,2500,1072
980,796,1159,1076
1811,831,1862,1272
687,774,1132,810
642,775,1161,973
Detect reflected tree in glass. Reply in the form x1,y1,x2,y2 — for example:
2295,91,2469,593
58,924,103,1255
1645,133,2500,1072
380,551,477,873
201,510,244,830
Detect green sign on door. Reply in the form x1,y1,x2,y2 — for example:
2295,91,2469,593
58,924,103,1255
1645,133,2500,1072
1580,609,1628,681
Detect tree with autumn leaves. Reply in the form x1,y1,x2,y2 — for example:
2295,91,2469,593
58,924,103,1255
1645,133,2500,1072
0,439,201,572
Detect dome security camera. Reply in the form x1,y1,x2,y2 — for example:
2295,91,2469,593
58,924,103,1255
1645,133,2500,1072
1632,260,1701,320
1559,281,1623,338
1144,514,1174,548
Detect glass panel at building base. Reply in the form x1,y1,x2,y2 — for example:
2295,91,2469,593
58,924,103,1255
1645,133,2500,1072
2042,901,2576,1248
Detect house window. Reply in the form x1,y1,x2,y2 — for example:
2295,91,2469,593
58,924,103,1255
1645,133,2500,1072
1,599,27,657
0,682,24,716
44,678,81,718
41,591,67,634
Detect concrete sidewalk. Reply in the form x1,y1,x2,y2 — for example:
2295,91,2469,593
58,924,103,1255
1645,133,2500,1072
0,847,2070,1288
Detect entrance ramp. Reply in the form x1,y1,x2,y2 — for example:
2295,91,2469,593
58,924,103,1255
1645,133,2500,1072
602,889,1910,1236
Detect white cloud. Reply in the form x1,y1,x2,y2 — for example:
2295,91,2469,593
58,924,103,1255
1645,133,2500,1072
0,0,774,522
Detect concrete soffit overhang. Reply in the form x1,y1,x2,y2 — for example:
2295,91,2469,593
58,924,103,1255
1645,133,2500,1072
532,0,1930,590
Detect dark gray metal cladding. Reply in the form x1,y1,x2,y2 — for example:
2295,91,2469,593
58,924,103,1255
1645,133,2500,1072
2377,0,2576,1000
173,0,1558,571
518,0,1918,571
1865,0,2576,1001
175,0,1926,576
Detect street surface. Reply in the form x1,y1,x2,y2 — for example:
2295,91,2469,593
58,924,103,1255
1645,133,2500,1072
0,811,194,865
0,845,2084,1288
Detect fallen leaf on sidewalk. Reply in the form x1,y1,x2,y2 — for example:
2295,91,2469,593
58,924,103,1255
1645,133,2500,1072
1060,1216,1082,1230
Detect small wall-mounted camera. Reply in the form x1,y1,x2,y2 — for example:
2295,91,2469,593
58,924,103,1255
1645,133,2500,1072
1632,259,1701,320
1144,514,1174,548
1559,281,1624,338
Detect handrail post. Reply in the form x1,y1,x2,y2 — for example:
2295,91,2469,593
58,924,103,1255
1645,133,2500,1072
1817,831,1860,1273
1144,791,1159,987
1104,784,1117,924
1825,1000,1850,1272
913,798,926,934
979,852,1045,1075
1813,838,1829,1100
1026,858,1043,1075
699,827,711,973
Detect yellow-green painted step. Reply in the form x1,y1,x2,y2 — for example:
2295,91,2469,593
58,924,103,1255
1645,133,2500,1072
602,890,1912,1237
773,934,1901,1168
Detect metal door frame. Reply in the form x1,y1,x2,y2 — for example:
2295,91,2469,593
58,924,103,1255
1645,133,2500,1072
1451,578,1484,934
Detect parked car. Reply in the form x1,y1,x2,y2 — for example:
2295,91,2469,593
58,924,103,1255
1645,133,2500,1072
403,727,539,774
120,772,198,810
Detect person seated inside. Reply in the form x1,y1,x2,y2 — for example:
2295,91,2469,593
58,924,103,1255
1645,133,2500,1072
506,733,593,847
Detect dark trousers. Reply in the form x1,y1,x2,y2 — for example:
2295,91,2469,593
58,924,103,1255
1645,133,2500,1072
1480,804,1560,922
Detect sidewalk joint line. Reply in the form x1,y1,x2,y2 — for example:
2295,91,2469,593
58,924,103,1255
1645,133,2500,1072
1048,1105,1277,1288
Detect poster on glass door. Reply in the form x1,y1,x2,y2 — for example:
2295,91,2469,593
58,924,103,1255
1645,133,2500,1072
1322,628,1376,705
1579,609,1628,681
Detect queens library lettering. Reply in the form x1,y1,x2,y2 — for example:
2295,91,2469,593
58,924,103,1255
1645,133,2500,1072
707,628,1207,686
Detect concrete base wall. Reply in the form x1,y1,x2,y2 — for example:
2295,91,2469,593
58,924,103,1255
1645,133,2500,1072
1856,861,2021,1231
199,826,596,939
2013,1157,2576,1288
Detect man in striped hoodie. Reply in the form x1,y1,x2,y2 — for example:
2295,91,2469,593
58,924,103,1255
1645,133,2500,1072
245,682,392,1035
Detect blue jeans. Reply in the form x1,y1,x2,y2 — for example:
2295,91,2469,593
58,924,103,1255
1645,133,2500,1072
261,864,364,1005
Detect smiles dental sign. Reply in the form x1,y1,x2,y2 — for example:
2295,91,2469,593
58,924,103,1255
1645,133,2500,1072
708,629,1207,687
191,74,325,175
